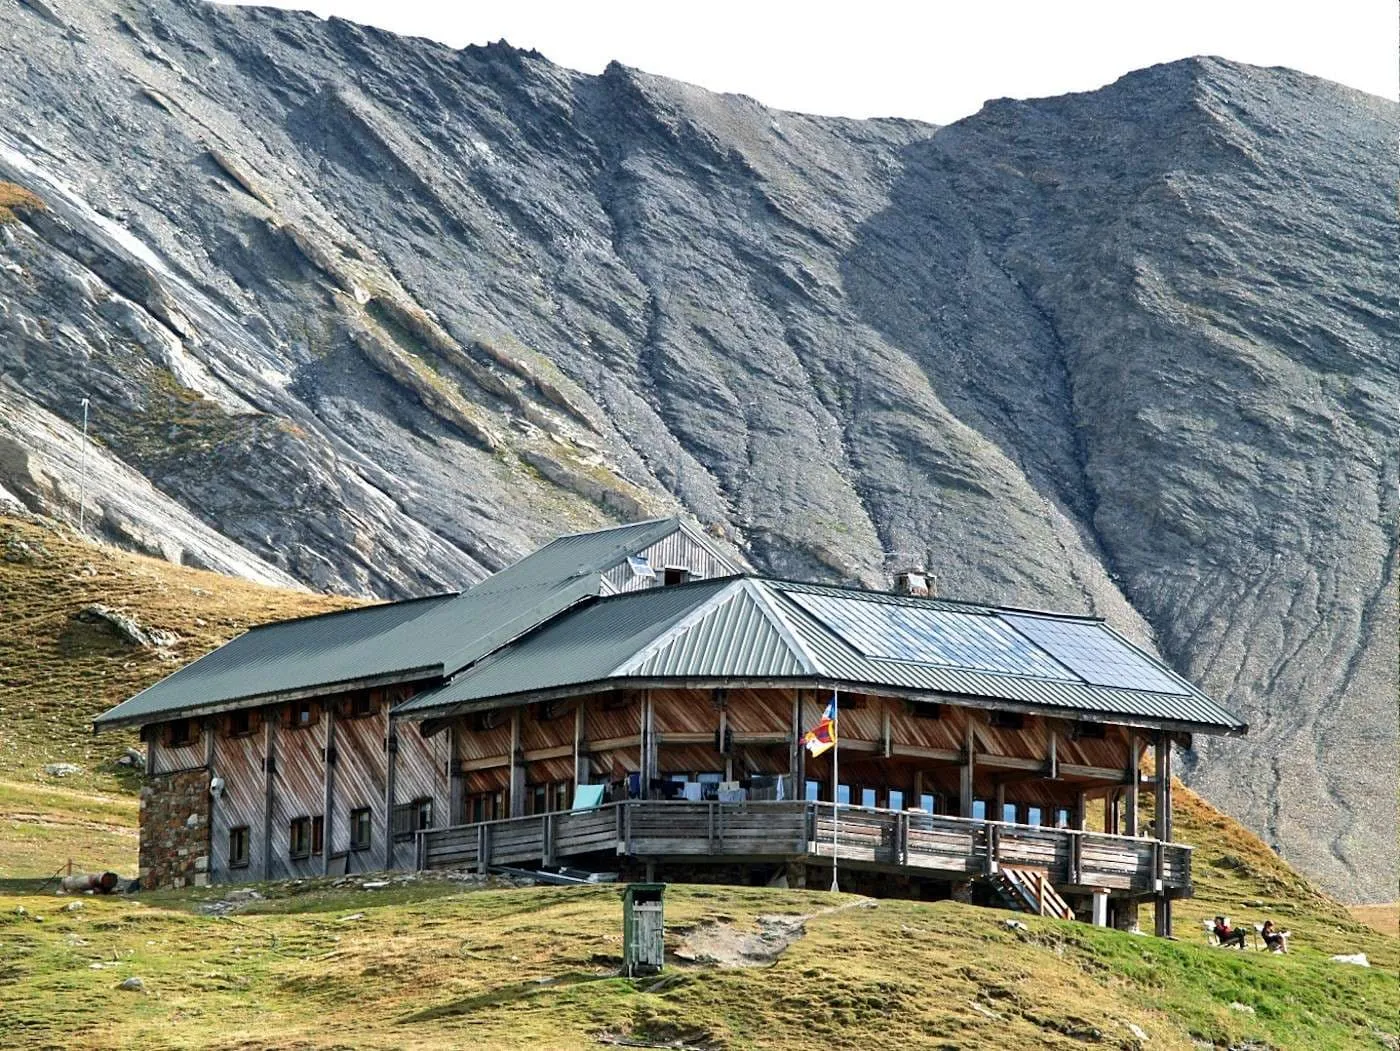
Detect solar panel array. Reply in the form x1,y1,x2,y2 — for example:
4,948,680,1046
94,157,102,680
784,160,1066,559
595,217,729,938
1003,615,1189,695
786,592,1078,680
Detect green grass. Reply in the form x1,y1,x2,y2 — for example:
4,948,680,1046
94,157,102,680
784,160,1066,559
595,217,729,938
0,882,1394,1050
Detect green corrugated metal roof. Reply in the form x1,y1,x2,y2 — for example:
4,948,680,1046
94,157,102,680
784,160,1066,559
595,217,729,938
397,577,1246,735
93,517,725,730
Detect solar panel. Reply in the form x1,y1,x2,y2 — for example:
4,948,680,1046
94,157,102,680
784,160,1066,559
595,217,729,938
1003,615,1189,695
786,591,1078,680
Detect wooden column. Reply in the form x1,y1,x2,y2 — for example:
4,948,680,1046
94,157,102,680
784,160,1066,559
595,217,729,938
383,718,398,871
881,704,892,759
509,707,525,817
1074,789,1088,831
573,700,588,785
261,716,276,881
789,690,804,790
203,718,216,883
447,726,464,825
1153,731,1174,937
1103,790,1118,836
993,782,1006,821
639,691,656,799
323,705,337,876
959,714,976,818
1123,731,1140,837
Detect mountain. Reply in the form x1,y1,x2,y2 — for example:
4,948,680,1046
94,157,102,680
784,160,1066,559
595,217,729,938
0,0,1394,901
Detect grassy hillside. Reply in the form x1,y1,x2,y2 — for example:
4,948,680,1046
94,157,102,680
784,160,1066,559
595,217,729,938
0,513,1394,1049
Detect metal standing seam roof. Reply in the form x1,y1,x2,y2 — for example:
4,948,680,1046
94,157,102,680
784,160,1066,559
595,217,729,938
395,576,1247,735
93,516,731,730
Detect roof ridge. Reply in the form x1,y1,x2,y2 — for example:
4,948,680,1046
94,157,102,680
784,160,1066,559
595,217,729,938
240,591,459,633
761,575,1107,621
543,515,677,541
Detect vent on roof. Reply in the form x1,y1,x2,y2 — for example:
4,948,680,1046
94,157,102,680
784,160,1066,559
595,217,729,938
893,569,934,598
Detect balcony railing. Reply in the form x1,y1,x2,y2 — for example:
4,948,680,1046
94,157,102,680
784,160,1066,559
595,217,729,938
416,800,1191,895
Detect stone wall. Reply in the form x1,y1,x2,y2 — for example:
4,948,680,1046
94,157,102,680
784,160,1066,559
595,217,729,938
139,767,211,889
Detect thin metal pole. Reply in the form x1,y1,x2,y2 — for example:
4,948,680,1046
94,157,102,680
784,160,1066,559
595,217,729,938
830,689,839,893
77,397,90,533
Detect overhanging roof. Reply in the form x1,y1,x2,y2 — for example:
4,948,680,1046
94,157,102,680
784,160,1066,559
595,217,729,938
93,516,734,731
396,577,1247,736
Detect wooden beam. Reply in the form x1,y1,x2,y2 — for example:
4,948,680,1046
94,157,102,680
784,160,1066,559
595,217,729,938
508,708,525,818
890,744,963,764
790,689,803,789
960,716,975,818
573,700,587,786
458,754,510,773
1124,731,1139,837
324,705,336,877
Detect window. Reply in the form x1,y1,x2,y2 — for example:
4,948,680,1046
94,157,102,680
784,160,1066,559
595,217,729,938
166,719,196,748
888,789,905,811
528,784,548,816
662,566,691,586
860,787,878,809
837,783,851,805
287,701,318,730
467,791,503,823
229,826,250,869
550,782,571,812
1002,802,1018,823
350,807,372,851
343,694,376,720
917,792,937,813
1026,806,1043,827
1052,807,1074,830
226,710,255,737
290,816,313,859
312,815,324,855
971,799,987,821
392,798,434,840
804,779,821,802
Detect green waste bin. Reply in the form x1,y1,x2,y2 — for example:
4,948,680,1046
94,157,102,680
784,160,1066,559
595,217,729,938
622,883,666,977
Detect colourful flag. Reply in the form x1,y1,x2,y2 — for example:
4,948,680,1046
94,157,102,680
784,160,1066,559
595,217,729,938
803,699,837,757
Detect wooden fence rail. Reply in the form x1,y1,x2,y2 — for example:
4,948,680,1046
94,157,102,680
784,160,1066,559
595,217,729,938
417,800,1192,895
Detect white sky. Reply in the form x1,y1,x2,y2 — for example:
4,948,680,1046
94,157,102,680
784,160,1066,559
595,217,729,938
228,0,1398,124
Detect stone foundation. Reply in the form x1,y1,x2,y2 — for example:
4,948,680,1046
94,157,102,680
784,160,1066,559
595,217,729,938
139,767,211,890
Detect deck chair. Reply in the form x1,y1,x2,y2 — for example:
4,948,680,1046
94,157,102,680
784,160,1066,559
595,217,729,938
1254,924,1289,952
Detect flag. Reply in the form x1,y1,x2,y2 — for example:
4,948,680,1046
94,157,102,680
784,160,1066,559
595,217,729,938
802,699,837,757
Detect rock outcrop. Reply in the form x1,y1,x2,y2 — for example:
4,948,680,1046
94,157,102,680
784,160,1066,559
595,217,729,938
0,0,1393,900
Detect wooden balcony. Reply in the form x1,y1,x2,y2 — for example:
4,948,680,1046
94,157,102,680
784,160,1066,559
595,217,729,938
416,801,1191,897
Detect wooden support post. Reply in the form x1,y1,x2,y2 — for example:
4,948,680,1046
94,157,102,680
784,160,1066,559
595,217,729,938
640,691,656,799
789,690,804,790
1074,790,1088,832
912,770,924,810
1124,731,1139,837
994,782,1006,821
719,706,732,781
509,708,525,818
959,715,976,818
323,705,336,876
448,726,464,826
262,716,276,881
1047,729,1058,780
573,700,588,786
881,704,892,759
1153,731,1173,937
1103,790,1118,836
383,720,398,872
202,718,215,884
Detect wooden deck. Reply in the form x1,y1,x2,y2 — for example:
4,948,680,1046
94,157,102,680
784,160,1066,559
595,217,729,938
416,801,1191,896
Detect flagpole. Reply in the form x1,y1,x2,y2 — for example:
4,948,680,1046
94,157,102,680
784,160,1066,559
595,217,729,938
831,689,839,893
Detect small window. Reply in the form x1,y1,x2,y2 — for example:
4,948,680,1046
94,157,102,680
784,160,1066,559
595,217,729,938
392,798,434,840
550,782,571,812
312,815,325,856
662,566,691,587
1052,807,1074,829
229,826,250,869
467,791,503,824
287,701,319,730
1002,802,1018,823
226,710,255,738
917,792,937,813
971,799,987,821
350,807,372,851
1026,806,1043,827
836,783,851,805
859,787,878,809
343,694,375,720
290,816,313,859
804,779,821,802
166,719,196,748
888,789,905,811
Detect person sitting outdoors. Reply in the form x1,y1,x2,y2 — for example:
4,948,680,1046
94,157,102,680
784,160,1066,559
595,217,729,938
1261,919,1289,953
1213,915,1248,949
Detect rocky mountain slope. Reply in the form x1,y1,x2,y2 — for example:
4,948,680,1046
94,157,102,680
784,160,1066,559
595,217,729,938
0,0,1394,900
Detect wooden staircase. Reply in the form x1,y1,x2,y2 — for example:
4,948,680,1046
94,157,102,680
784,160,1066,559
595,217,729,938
985,866,1075,920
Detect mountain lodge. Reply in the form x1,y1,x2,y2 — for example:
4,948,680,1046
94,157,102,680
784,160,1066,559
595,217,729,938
93,517,1246,934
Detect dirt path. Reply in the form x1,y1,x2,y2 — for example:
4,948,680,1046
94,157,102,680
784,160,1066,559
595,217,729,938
672,897,875,968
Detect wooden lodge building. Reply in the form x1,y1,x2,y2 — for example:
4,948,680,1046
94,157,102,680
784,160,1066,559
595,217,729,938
94,518,1246,934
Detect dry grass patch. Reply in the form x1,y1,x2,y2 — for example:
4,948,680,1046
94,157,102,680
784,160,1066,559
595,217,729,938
0,180,44,222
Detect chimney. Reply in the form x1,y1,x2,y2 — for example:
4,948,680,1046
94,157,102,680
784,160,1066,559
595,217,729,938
893,569,932,598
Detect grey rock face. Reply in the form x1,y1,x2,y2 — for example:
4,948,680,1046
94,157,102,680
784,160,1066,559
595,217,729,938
0,0,1393,900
